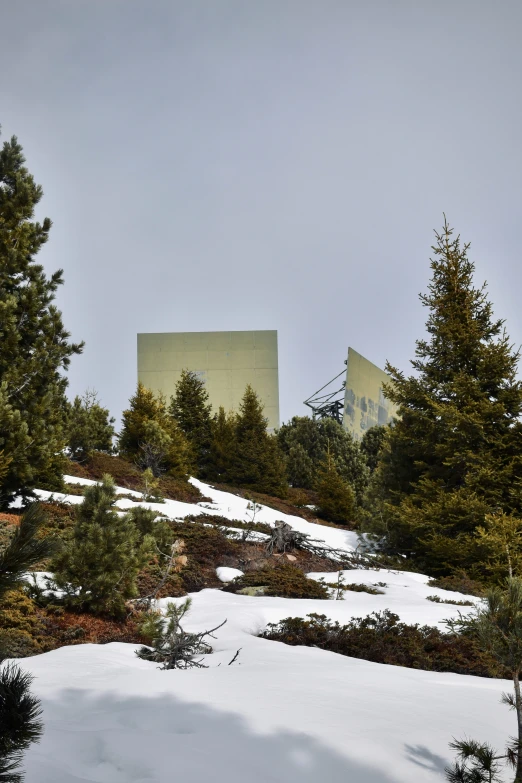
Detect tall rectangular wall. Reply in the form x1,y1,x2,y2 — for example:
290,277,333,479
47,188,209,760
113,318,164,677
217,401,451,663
137,330,280,430
343,347,398,440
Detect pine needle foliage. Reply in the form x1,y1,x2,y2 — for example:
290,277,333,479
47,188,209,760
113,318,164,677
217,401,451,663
447,578,522,782
169,370,213,477
0,504,55,604
359,425,387,474
53,475,154,617
207,406,237,483
277,416,369,502
445,738,504,782
119,383,192,478
0,132,83,508
136,598,226,669
66,390,115,462
315,447,357,525
0,659,43,783
225,385,287,497
367,219,522,575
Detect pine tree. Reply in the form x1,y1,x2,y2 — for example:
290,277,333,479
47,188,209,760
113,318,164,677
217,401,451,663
0,659,43,783
315,447,357,525
475,512,522,582
277,416,369,501
169,370,212,477
287,443,314,488
53,475,153,616
0,504,55,607
67,390,115,462
367,219,522,575
0,132,83,509
119,383,193,478
0,504,53,782
206,406,237,483
360,425,387,474
226,385,288,497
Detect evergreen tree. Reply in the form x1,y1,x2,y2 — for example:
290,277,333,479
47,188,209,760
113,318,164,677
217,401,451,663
67,390,115,462
0,504,55,605
0,132,83,509
287,443,314,488
367,219,522,575
226,385,288,497
119,383,192,478
206,406,237,483
53,475,153,616
277,416,369,501
0,659,43,783
315,447,357,525
0,504,53,782
169,370,212,476
360,425,387,474
475,512,522,582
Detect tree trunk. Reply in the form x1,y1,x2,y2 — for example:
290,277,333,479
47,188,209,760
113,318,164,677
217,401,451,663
514,671,522,782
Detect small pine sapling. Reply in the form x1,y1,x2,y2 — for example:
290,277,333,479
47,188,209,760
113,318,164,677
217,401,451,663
141,468,163,502
136,598,226,669
241,497,261,542
53,475,154,616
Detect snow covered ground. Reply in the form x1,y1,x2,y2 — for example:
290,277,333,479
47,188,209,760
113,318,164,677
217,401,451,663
35,474,362,552
9,479,512,782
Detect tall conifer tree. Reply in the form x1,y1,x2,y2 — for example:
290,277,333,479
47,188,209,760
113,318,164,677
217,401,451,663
226,385,287,497
315,447,357,525
0,132,83,508
119,383,192,478
277,415,369,501
169,370,212,476
369,219,522,574
67,390,115,462
206,406,237,483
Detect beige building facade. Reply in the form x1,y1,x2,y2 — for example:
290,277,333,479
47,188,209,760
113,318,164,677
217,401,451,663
343,347,398,440
137,330,280,430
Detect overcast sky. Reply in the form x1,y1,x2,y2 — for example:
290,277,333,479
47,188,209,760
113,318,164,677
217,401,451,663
1,0,521,427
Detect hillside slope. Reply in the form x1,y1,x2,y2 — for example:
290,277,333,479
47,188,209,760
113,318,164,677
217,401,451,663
10,479,510,783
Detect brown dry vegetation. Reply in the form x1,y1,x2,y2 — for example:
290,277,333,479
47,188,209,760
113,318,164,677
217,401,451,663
65,452,207,503
0,588,149,658
209,482,339,527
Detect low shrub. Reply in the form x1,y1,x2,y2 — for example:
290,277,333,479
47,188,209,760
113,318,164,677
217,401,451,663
61,483,87,496
428,571,485,597
224,563,329,599
0,590,44,658
426,594,474,606
38,502,75,541
260,610,504,677
137,558,185,599
321,581,385,595
66,453,207,503
168,521,239,592
210,482,333,525
39,609,148,647
0,587,149,658
183,513,272,537
158,475,207,504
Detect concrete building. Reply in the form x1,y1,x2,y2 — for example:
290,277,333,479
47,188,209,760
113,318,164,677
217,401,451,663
343,347,399,440
137,330,280,430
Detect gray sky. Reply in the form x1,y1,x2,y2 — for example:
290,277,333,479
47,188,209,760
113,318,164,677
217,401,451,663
1,0,521,428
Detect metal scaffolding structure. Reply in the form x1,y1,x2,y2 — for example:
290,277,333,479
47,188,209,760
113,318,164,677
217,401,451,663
303,363,346,424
